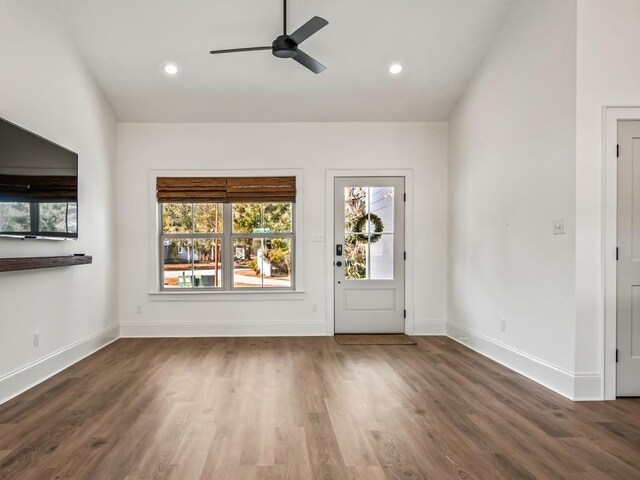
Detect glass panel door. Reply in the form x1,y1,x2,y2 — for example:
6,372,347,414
335,177,405,333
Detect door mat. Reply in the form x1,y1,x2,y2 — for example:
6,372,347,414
334,334,417,345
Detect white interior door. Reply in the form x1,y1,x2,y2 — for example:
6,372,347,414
334,177,405,334
617,120,640,396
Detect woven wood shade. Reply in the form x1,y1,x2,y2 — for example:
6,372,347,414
156,176,296,203
0,174,77,202
156,177,227,203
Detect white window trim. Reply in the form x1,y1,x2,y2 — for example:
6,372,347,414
147,169,304,298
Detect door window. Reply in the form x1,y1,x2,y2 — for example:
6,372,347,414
343,186,395,280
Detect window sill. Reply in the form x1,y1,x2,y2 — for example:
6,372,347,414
148,290,306,302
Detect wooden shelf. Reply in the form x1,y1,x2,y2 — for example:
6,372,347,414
0,255,92,273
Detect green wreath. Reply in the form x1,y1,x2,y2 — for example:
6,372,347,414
351,213,384,244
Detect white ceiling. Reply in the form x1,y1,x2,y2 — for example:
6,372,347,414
54,0,513,122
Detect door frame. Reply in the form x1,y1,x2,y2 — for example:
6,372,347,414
603,106,640,399
325,169,414,336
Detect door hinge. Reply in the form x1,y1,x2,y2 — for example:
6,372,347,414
403,192,406,202
616,247,619,261
616,349,619,363
403,309,407,319
404,251,407,261
617,144,620,158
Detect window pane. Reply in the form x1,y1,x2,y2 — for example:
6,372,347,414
193,238,222,288
344,187,367,233
194,203,223,233
232,203,261,233
233,237,292,288
263,237,292,287
162,238,193,288
263,203,292,233
370,187,394,233
162,203,192,234
39,202,77,234
0,202,30,232
233,237,262,287
345,235,367,280
370,234,393,279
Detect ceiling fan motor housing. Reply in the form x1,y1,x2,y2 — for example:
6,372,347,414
272,35,298,58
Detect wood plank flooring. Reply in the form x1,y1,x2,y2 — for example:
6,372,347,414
1,337,639,479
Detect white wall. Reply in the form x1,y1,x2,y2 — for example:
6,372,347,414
0,1,118,402
117,122,448,336
448,0,578,398
575,0,640,393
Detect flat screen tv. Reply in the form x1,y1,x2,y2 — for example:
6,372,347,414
0,117,78,240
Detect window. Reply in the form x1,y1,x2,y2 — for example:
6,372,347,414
157,176,296,291
344,186,394,280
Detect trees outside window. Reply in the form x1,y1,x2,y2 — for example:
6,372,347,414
160,202,293,290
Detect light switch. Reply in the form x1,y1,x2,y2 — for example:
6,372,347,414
553,219,566,235
311,232,325,242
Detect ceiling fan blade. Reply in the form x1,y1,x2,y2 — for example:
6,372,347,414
289,16,328,45
209,46,271,55
293,49,326,74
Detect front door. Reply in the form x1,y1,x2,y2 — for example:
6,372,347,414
334,177,405,333
617,121,640,396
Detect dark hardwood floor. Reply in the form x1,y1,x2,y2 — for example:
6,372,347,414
1,337,639,479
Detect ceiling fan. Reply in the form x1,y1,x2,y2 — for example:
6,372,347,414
209,0,328,74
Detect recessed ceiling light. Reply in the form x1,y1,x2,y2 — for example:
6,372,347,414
389,64,403,75
164,63,179,75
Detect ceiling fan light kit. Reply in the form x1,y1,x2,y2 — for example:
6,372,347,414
209,0,328,74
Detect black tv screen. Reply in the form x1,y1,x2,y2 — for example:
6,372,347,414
0,118,78,239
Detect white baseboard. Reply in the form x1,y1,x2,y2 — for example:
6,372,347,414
574,373,603,401
120,320,328,337
413,320,446,335
447,322,578,400
0,325,120,406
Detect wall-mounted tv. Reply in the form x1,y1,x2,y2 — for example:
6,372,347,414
0,118,78,240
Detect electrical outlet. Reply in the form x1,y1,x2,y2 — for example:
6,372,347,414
33,332,39,347
311,303,318,312
136,305,143,314
500,319,507,332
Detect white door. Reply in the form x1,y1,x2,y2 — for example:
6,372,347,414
334,177,405,333
617,121,640,396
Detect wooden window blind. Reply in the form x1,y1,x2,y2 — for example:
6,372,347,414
156,177,227,203
156,176,296,203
